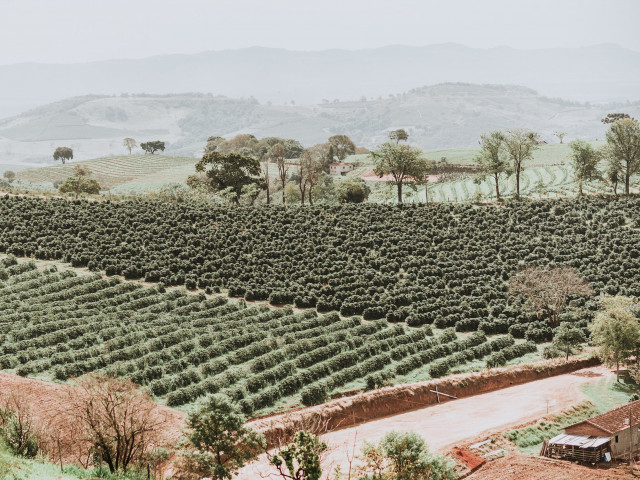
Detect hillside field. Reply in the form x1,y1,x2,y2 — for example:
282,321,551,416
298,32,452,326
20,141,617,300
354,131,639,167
0,259,531,416
1,194,639,387
14,154,197,193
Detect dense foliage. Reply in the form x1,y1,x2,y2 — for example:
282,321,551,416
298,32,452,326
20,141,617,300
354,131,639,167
0,262,528,414
0,195,635,331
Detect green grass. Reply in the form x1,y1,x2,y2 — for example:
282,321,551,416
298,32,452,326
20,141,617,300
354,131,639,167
581,375,638,413
0,445,80,480
0,444,152,480
503,401,600,455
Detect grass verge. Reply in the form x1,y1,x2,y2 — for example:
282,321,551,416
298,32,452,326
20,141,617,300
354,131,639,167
503,401,599,455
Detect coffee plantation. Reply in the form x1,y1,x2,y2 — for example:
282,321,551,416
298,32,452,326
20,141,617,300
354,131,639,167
1,195,638,333
0,260,529,415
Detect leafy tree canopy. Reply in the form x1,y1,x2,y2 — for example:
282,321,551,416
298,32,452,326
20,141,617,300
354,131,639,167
552,322,586,360
194,151,264,204
357,430,458,480
335,176,370,203
140,140,165,154
123,137,137,154
569,139,602,196
602,112,634,124
183,394,265,480
58,165,101,198
328,134,356,161
591,303,640,381
604,118,640,194
389,129,409,144
371,142,430,203
269,431,326,480
473,131,511,201
53,146,73,164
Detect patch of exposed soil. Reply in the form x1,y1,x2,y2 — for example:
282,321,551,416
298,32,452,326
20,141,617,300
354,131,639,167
466,453,635,480
449,446,486,473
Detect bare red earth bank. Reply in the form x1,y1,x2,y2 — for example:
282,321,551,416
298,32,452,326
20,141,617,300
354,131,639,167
248,357,600,447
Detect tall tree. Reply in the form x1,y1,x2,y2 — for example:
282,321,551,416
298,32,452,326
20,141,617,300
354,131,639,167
204,136,225,154
298,147,324,205
371,142,430,203
503,129,540,198
591,308,640,382
53,146,73,164
183,395,265,480
140,141,165,154
270,143,288,204
327,134,356,161
263,154,271,205
473,131,510,202
357,431,457,480
508,265,593,327
2,171,15,183
388,129,409,144
604,118,640,194
122,137,137,154
569,139,601,196
194,151,264,204
606,157,621,195
216,134,258,156
554,131,567,144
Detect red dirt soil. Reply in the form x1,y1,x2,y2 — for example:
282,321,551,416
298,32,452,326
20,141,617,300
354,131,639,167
466,453,635,480
449,446,486,473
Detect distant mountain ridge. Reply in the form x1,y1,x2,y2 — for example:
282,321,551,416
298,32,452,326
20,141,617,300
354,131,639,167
1,43,639,118
1,83,639,167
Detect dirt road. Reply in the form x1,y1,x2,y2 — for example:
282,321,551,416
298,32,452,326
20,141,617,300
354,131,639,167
238,365,612,479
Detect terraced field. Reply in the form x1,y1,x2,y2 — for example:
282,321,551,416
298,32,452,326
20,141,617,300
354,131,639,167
15,154,197,191
424,165,629,203
0,259,533,416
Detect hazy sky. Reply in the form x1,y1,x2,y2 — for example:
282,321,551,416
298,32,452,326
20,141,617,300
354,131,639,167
1,0,639,65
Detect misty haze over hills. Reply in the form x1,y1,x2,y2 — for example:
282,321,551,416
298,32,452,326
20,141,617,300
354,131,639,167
2,83,639,168
1,43,640,119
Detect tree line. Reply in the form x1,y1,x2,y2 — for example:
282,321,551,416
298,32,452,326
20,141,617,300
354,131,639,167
474,113,640,201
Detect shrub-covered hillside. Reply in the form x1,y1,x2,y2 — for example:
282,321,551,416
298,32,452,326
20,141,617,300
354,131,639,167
1,196,639,336
0,260,530,414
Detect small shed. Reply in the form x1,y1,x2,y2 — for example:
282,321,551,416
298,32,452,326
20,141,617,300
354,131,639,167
330,163,354,176
561,399,640,459
543,433,610,463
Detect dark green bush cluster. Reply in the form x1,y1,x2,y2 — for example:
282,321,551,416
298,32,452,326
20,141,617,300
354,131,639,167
486,341,538,368
2,196,635,334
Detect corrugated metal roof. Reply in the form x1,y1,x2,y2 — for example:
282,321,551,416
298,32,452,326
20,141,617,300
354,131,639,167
548,433,610,448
